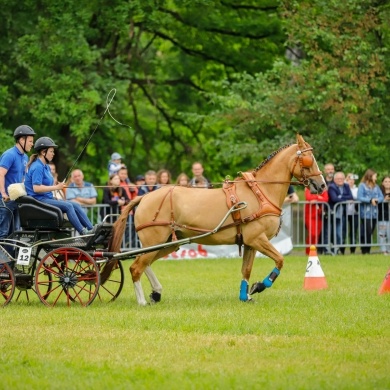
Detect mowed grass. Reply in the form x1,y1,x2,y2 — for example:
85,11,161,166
1,254,389,390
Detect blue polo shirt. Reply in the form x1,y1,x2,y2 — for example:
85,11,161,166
25,159,54,201
0,146,28,196
66,182,97,200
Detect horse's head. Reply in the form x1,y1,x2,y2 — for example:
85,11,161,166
291,134,327,194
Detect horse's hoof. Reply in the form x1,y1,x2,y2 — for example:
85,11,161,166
150,291,161,303
240,295,255,303
250,282,266,295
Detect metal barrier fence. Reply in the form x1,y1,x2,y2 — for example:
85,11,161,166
83,201,390,254
288,201,390,255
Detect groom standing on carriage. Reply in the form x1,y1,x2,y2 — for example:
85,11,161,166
0,125,36,255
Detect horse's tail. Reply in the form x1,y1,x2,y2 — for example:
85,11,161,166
108,196,143,253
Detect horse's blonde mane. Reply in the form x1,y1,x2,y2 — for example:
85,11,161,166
253,143,294,173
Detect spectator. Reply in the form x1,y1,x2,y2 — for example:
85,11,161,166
318,163,335,254
324,163,335,186
108,152,126,176
24,137,96,235
156,169,172,186
357,169,384,254
118,167,138,247
66,169,97,209
138,170,159,196
101,173,130,223
176,173,190,187
192,176,208,188
118,167,138,199
378,176,390,255
346,173,359,254
284,185,299,204
135,174,145,188
48,162,65,200
189,162,211,188
328,172,353,255
0,125,35,253
304,187,329,255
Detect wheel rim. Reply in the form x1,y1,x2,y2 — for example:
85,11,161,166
96,260,124,302
0,262,15,307
35,247,100,307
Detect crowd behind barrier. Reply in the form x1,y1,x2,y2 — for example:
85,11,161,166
79,200,389,255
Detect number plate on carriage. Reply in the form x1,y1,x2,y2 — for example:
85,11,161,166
17,247,32,266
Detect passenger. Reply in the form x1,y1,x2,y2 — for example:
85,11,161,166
24,137,96,236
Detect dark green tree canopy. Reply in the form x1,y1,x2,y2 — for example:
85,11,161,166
0,0,284,183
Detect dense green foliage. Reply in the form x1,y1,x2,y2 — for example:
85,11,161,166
209,0,390,177
0,0,389,185
2,256,389,389
0,0,284,183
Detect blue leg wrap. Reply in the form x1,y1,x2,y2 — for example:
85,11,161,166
239,279,249,301
263,267,280,288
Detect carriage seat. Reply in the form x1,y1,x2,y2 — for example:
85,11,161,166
16,196,64,229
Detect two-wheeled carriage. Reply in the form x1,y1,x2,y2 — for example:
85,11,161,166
0,195,125,307
1,195,247,307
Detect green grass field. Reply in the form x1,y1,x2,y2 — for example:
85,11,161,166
1,254,389,390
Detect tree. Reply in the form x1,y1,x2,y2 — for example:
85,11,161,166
207,0,390,176
0,0,285,184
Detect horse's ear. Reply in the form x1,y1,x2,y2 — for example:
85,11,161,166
296,133,305,148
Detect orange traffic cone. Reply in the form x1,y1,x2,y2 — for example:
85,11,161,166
378,268,390,295
304,245,328,290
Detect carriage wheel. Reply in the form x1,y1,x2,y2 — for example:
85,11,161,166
96,260,124,302
35,247,100,307
0,262,15,307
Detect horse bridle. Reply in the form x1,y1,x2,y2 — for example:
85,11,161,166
291,145,323,187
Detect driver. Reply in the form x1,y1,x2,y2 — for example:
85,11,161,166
24,137,97,236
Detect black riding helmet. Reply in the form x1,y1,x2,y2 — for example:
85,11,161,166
13,125,36,140
34,137,58,152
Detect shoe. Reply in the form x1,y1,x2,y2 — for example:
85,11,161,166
81,226,95,235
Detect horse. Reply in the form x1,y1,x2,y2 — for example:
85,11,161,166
108,134,326,305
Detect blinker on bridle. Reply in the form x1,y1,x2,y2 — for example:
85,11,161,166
293,146,322,187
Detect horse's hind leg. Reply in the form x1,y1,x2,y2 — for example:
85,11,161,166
144,266,162,303
239,245,256,302
130,255,151,306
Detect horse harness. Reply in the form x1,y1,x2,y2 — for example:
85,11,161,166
135,143,321,256
135,172,282,257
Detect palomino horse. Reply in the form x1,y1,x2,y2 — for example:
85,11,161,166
109,134,326,305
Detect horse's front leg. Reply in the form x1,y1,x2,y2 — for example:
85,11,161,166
239,245,256,302
250,235,283,296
